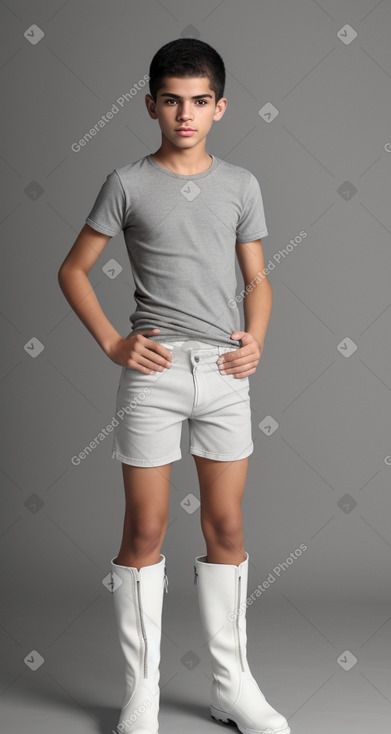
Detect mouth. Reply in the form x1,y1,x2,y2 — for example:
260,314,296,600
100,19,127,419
175,128,196,136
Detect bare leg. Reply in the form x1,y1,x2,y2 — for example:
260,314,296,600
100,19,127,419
113,462,171,570
193,455,248,565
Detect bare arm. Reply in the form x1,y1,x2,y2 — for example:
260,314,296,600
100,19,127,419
235,237,272,352
217,238,272,379
58,224,124,356
57,223,172,373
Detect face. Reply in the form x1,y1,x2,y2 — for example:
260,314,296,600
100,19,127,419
145,76,227,150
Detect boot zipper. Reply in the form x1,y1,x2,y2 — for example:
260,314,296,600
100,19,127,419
195,561,244,669
236,570,245,672
136,575,148,678
164,565,169,593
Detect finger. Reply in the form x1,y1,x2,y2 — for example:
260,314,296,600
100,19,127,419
217,350,245,364
233,367,257,378
231,331,248,344
124,355,160,375
219,352,257,367
134,350,173,372
128,357,166,374
144,341,173,364
135,331,173,362
222,361,259,375
223,345,257,358
131,333,172,365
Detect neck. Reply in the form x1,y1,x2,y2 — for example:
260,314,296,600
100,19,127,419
152,141,212,175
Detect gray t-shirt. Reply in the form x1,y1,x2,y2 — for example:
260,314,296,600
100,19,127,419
85,153,268,348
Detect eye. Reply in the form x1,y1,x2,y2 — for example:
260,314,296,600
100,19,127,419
164,99,207,105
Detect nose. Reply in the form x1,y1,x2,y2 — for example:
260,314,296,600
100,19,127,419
177,102,193,121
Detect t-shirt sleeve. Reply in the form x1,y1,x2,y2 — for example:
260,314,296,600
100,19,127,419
236,172,268,243
85,170,125,236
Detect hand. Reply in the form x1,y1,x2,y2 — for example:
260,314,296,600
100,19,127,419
107,328,173,375
216,331,263,379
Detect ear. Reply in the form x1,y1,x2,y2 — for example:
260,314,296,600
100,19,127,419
213,97,228,122
145,94,158,120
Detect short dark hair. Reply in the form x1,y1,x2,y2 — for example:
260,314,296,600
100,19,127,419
148,38,225,104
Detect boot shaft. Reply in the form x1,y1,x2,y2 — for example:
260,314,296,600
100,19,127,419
110,555,167,693
194,553,249,679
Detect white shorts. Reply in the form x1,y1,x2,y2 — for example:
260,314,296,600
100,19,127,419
111,338,253,467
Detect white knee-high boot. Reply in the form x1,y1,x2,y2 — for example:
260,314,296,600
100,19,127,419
194,552,290,734
110,554,168,734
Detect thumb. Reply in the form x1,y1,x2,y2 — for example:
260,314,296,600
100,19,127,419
231,330,247,342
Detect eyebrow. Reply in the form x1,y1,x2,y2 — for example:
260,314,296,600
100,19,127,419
159,92,213,100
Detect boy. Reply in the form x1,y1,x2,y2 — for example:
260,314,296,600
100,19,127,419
58,38,290,734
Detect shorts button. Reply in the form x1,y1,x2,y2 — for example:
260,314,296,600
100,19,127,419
194,356,199,363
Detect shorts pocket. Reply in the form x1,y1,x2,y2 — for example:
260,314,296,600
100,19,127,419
216,363,250,389
122,359,175,388
223,372,250,387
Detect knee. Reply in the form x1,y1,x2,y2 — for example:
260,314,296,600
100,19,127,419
202,511,243,546
125,515,167,550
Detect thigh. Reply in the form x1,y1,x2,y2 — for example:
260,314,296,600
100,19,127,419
122,462,171,526
193,455,249,519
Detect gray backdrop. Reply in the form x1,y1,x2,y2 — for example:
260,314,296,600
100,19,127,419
1,1,391,732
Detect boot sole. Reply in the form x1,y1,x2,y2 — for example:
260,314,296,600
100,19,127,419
210,705,291,734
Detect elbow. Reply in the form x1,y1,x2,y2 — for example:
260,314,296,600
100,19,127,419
58,262,89,288
58,262,74,291
263,274,272,295
57,264,67,287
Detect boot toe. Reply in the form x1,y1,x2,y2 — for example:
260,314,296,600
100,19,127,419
256,712,290,733
263,714,290,733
